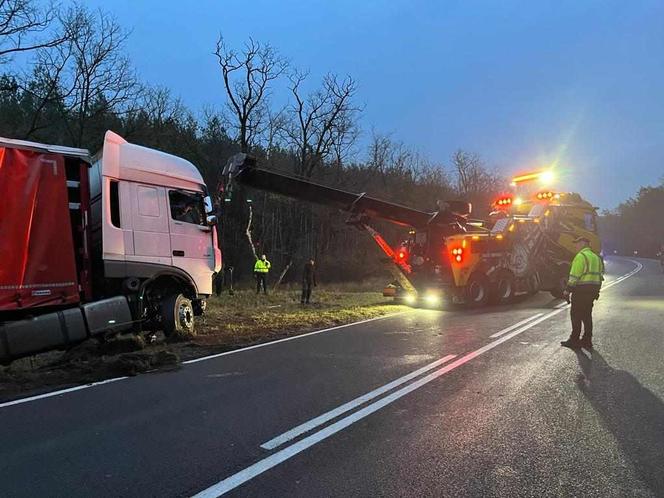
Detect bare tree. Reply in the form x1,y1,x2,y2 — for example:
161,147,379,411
283,70,361,177
22,6,140,146
452,150,497,195
214,36,287,153
59,6,140,146
0,0,65,61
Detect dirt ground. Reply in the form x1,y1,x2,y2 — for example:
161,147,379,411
0,289,406,402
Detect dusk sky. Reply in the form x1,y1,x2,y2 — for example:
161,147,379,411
83,0,664,210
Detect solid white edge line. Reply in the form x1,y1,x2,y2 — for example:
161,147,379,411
182,312,408,365
0,377,129,409
261,353,457,450
192,260,645,497
0,312,408,410
489,313,544,338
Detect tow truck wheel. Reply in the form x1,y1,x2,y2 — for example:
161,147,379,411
161,293,195,338
550,262,570,299
491,271,515,304
465,273,491,307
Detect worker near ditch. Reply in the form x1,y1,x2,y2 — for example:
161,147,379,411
301,258,317,304
254,254,271,294
560,236,604,349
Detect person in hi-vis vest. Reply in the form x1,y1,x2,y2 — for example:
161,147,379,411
560,237,604,349
254,254,271,294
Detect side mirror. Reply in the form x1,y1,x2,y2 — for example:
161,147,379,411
206,215,218,226
204,195,214,214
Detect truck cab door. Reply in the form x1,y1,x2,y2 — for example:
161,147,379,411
129,183,171,263
167,189,216,295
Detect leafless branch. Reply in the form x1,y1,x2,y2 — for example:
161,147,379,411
284,71,361,177
214,35,288,152
0,0,66,60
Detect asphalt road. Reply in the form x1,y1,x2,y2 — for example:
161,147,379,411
1,257,662,497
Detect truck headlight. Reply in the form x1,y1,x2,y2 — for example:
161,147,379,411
404,294,417,305
424,293,441,306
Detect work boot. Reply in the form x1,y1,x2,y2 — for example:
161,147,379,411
580,336,593,349
560,339,581,348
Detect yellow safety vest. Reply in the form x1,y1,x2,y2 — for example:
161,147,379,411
254,259,271,273
568,247,604,287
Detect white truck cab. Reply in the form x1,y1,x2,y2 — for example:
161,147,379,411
91,131,221,335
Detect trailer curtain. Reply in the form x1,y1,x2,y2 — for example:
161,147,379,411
0,147,79,311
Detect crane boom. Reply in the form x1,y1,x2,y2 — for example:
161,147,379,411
223,153,470,230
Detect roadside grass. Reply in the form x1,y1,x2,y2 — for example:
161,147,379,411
194,288,406,350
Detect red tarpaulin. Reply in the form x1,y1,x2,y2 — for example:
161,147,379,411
0,147,79,310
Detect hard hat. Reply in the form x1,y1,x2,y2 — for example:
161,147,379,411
572,236,590,244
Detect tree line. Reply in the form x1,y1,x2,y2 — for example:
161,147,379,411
599,182,664,258
2,1,658,287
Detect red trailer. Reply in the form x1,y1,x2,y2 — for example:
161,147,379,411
0,141,91,312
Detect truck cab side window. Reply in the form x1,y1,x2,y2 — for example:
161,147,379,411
110,180,121,228
169,190,205,225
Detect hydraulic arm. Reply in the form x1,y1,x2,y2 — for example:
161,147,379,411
223,153,471,230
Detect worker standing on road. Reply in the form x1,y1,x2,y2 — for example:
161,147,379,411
561,237,604,349
254,254,271,294
301,258,317,304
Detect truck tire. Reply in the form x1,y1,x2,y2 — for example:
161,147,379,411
491,271,515,305
526,272,540,296
161,293,195,338
465,273,491,307
549,263,570,299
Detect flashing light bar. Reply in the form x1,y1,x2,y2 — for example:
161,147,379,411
511,170,555,185
536,191,554,200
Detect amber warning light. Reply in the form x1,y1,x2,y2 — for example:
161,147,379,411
495,196,513,207
536,191,554,200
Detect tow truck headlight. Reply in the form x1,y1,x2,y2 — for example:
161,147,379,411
404,293,417,305
424,293,441,306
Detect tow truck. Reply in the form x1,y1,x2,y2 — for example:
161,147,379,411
224,155,600,307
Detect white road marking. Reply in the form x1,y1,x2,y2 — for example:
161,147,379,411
192,261,644,497
261,353,457,450
0,313,406,410
489,313,544,338
0,377,128,409
192,309,565,498
182,312,408,365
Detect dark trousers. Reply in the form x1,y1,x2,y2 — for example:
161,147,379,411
301,281,313,303
255,273,267,294
570,291,596,341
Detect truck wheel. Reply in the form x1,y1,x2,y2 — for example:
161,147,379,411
161,294,195,338
526,272,540,296
549,263,570,299
465,273,490,307
491,271,515,304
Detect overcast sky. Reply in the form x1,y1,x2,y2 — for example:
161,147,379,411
82,0,664,210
